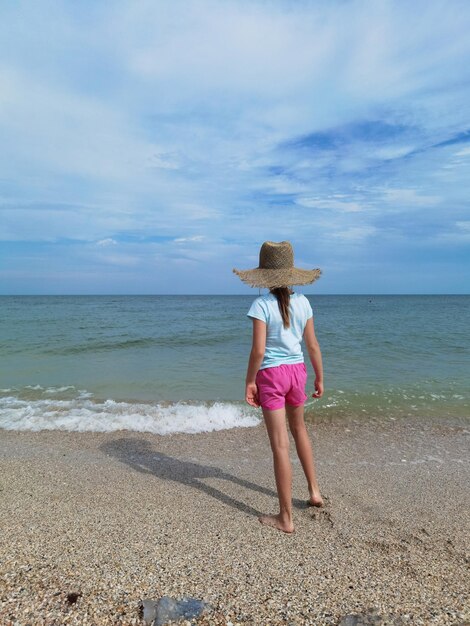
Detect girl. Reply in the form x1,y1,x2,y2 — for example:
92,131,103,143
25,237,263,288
233,241,324,533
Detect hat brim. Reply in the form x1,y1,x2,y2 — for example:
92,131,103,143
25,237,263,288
233,267,321,288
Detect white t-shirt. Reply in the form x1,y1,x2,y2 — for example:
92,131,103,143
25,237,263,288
247,293,313,370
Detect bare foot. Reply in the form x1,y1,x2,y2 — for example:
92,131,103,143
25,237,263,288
258,514,294,533
308,491,324,507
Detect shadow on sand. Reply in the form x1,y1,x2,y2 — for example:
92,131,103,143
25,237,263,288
101,437,308,519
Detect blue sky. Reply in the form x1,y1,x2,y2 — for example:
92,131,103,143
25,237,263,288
1,0,469,294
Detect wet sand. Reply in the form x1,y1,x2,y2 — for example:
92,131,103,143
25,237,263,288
0,415,469,625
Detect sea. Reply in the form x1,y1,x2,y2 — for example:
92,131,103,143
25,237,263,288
0,295,468,434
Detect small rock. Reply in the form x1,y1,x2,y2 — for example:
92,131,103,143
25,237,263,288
140,596,209,626
66,591,81,605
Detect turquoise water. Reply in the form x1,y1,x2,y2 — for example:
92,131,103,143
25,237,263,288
0,295,469,432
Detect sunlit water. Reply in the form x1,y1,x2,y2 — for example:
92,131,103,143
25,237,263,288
1,295,468,433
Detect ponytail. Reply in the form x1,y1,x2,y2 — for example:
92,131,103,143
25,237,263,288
271,287,291,329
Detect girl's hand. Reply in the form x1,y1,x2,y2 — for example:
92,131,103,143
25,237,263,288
245,382,260,407
312,379,324,399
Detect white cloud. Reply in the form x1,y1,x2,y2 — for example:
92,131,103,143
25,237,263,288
434,220,470,244
174,236,205,243
0,67,148,182
96,238,118,247
382,188,441,206
296,198,364,212
456,220,470,231
331,226,377,242
372,145,416,160
146,149,181,170
454,146,470,157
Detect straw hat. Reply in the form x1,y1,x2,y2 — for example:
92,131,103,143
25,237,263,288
233,241,321,288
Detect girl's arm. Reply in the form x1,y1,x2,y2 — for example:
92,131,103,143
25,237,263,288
245,318,266,407
303,317,324,398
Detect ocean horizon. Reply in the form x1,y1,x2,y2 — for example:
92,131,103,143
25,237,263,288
1,294,469,434
1,293,467,296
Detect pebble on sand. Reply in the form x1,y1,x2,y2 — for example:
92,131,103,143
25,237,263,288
141,596,209,626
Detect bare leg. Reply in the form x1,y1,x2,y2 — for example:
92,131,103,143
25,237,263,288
286,403,323,507
259,408,294,533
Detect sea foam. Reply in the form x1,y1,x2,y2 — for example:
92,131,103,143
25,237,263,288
0,388,260,434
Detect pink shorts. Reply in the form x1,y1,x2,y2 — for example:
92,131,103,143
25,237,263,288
256,363,308,411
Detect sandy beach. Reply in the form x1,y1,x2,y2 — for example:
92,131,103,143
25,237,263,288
0,415,469,625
